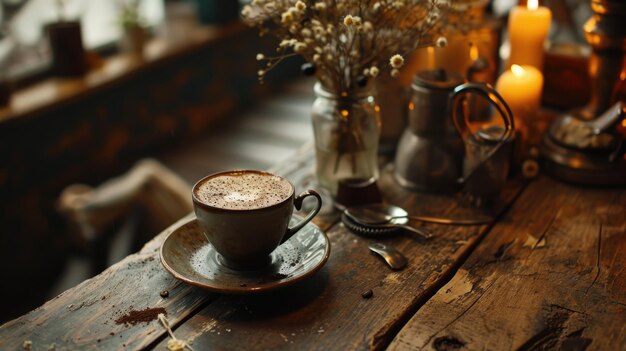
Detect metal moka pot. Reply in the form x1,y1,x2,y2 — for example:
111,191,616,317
394,69,466,192
394,73,514,193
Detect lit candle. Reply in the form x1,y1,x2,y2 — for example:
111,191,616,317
508,0,551,69
495,64,543,127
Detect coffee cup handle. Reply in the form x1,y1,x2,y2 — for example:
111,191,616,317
280,190,323,244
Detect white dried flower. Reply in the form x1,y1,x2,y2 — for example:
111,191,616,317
241,5,252,17
314,2,327,10
390,54,404,68
294,42,308,53
245,0,454,92
301,28,312,37
295,1,306,11
281,11,294,24
258,69,266,76
313,26,324,37
436,37,448,48
362,21,373,32
343,15,355,27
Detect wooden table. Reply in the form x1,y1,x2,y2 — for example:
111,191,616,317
1,145,624,350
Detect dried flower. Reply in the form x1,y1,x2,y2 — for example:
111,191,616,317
343,15,355,27
390,54,405,69
294,42,308,53
256,53,265,60
243,0,457,93
436,37,448,48
369,66,379,77
314,2,326,10
241,5,252,17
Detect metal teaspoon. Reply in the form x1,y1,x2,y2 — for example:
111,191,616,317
345,203,493,226
368,243,408,270
344,207,434,240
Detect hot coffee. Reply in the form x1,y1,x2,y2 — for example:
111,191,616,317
194,171,293,210
192,170,322,270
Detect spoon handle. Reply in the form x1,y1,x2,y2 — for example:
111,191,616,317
404,215,492,226
397,224,434,240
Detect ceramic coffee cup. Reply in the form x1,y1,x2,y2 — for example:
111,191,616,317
192,170,322,270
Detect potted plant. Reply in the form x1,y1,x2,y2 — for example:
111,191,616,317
118,0,149,56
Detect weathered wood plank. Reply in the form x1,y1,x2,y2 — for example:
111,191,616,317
0,214,212,351
153,168,526,350
388,176,626,351
0,147,330,351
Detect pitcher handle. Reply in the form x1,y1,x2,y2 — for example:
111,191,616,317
281,190,322,244
448,83,515,184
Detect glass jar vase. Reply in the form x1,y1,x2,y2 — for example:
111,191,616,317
312,83,381,196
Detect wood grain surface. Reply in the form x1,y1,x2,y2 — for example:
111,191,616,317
388,176,626,351
0,214,213,351
3,143,623,351
152,165,526,350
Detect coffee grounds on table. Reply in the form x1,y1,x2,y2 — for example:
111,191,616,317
115,307,166,326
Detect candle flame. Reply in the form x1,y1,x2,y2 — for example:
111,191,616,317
527,0,538,10
511,64,526,76
469,44,479,61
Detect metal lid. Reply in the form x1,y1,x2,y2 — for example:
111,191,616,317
412,69,465,91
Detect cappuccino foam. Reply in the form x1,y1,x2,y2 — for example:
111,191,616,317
195,172,292,210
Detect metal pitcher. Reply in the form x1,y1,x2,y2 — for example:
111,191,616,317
450,83,515,202
394,71,514,193
394,69,466,192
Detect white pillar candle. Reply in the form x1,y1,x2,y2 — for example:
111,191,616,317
495,64,543,127
508,0,551,69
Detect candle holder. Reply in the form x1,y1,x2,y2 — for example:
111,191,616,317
541,0,626,185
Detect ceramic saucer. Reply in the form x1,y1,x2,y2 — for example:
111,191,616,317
159,215,330,294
